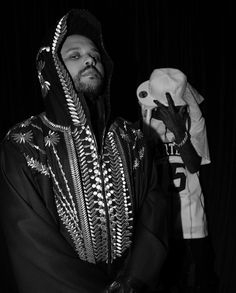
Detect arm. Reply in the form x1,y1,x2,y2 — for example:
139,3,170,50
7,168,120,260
173,131,201,173
0,140,107,293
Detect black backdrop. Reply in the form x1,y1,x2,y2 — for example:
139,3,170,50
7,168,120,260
1,0,235,292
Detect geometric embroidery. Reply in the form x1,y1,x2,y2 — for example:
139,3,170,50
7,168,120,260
12,130,33,144
119,127,131,143
24,154,50,176
45,130,60,147
133,146,145,170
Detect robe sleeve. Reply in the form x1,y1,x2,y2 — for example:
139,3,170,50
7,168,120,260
0,139,108,293
119,142,168,291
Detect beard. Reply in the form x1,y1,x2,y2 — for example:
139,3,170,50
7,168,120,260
73,66,104,97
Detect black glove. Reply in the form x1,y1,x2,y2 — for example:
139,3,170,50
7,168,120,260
153,92,188,141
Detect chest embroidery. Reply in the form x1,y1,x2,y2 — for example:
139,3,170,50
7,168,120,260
42,119,134,264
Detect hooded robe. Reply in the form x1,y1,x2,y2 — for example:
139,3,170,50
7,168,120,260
0,9,167,293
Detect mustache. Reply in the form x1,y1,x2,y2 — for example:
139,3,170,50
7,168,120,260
79,65,103,79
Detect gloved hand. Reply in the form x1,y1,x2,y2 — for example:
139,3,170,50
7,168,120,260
153,92,188,142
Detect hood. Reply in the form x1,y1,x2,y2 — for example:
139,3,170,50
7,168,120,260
36,9,113,128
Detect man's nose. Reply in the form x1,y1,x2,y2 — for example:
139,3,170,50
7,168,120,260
84,54,96,67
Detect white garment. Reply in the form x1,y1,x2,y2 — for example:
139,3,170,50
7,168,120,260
150,83,210,239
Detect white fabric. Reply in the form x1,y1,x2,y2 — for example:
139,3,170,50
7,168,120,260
184,83,210,165
168,150,208,238
148,83,210,239
137,68,187,108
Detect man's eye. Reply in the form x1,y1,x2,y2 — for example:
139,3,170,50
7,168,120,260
70,54,80,60
93,54,101,62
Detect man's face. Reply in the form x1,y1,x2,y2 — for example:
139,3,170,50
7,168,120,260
61,35,104,95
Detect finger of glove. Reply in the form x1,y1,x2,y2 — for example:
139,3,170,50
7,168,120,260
165,92,176,112
153,99,166,109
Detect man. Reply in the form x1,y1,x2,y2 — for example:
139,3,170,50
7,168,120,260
0,9,167,293
137,68,215,292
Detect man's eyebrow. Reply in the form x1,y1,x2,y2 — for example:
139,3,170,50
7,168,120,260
64,47,81,54
64,47,100,54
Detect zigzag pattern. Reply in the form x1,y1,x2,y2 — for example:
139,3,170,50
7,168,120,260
104,132,133,260
52,14,67,54
52,13,86,127
76,127,108,262
70,128,97,263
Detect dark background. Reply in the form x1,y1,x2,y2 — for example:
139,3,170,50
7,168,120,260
1,0,235,292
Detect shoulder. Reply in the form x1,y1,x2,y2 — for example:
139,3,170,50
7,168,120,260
111,117,146,170
0,114,51,179
112,117,144,144
1,114,45,156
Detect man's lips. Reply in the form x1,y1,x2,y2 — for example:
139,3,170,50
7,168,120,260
81,68,100,78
